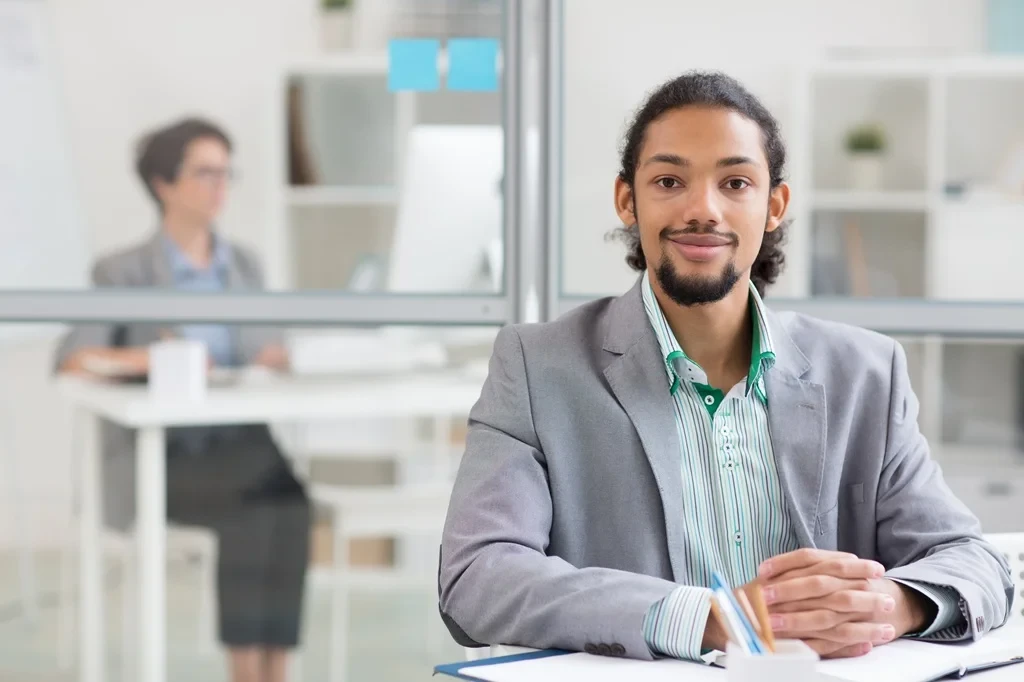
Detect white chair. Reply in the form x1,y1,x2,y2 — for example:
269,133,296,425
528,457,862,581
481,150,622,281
56,524,218,676
312,482,452,682
984,532,1024,628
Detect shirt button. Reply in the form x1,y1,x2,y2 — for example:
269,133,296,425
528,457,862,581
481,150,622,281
722,442,733,451
704,395,715,406
734,532,743,544
725,461,735,471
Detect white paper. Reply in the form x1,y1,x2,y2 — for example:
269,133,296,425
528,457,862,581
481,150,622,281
454,629,1024,682
818,628,1024,682
456,652,726,682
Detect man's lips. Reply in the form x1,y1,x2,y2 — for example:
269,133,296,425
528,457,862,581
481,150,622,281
666,233,734,247
665,232,735,262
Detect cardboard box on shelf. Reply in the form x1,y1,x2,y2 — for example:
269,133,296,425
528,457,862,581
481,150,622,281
311,519,394,567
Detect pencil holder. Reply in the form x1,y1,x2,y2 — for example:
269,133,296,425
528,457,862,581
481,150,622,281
726,639,819,682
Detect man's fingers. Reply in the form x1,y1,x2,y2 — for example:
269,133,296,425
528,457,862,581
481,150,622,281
757,548,857,579
770,590,896,615
811,638,876,655
764,576,871,605
767,558,886,583
816,622,897,645
770,609,854,634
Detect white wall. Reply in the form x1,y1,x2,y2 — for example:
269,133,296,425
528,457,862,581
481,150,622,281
0,0,319,549
50,0,319,261
561,0,988,297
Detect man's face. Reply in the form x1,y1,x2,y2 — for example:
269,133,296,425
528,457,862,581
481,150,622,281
615,105,789,306
155,137,231,222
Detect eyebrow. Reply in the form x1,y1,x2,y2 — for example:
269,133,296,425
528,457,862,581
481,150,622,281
641,154,760,169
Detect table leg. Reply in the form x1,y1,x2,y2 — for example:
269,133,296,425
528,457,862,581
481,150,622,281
136,427,166,682
78,410,104,682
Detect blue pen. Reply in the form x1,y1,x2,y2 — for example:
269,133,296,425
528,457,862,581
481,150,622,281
711,572,766,655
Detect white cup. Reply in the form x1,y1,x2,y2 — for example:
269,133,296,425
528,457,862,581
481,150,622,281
726,639,819,682
148,339,207,401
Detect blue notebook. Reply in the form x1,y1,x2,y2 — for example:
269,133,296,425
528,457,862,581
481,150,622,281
434,650,570,681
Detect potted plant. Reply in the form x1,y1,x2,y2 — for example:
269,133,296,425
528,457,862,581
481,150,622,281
845,122,887,191
321,0,354,51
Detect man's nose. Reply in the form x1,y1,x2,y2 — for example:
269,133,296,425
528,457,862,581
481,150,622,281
679,182,723,227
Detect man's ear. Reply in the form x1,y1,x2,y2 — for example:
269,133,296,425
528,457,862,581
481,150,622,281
614,176,636,226
765,182,791,233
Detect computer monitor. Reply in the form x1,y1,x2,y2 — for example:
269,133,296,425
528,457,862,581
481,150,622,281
386,124,504,294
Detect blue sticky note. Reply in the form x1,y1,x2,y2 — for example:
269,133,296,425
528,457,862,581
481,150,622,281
446,38,500,92
388,39,440,92
989,0,1024,53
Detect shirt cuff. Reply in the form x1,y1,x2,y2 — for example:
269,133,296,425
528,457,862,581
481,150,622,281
888,578,966,638
642,586,713,661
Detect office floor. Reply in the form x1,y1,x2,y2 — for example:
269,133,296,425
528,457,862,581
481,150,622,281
0,551,464,682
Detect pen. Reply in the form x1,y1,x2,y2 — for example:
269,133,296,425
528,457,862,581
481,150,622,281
711,590,752,654
712,573,766,655
744,584,777,653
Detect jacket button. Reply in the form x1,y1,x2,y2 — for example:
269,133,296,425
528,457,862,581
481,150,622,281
597,643,612,656
583,643,598,655
610,643,626,657
975,615,985,631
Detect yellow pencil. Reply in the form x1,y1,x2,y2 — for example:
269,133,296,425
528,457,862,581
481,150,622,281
744,585,776,653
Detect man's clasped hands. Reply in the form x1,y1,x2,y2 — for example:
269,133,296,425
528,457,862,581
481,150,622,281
704,549,935,658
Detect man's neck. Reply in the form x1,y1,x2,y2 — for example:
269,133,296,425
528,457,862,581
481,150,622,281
162,211,213,267
650,272,753,391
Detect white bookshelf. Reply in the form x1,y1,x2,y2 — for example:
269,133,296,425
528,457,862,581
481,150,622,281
267,51,501,291
788,55,1024,465
790,56,1024,300
809,190,932,212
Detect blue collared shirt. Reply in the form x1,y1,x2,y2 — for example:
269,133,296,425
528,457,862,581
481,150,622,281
160,232,240,454
161,233,239,367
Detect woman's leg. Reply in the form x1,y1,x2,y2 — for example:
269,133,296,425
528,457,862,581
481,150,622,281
228,647,263,682
264,648,291,682
166,427,311,681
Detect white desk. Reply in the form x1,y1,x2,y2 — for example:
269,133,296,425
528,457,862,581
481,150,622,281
58,370,484,682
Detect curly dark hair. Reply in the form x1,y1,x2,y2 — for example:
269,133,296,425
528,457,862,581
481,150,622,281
611,71,789,296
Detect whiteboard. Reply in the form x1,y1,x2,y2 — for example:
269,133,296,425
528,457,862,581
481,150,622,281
0,0,89,291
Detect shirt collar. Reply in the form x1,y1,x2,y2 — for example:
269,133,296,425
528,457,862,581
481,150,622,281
640,273,776,400
160,230,230,277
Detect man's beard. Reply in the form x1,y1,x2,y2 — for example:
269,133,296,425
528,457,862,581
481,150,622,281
655,252,741,306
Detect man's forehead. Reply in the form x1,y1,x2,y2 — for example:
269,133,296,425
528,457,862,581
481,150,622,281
641,109,765,166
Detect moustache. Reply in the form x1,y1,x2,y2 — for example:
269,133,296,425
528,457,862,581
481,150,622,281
660,226,739,244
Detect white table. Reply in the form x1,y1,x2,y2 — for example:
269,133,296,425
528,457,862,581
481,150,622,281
58,370,484,682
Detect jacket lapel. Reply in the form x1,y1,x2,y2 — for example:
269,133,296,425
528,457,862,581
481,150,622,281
602,278,687,582
141,232,174,287
763,310,827,549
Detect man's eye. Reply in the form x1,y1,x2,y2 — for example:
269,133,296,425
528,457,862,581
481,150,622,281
725,178,749,190
656,178,680,189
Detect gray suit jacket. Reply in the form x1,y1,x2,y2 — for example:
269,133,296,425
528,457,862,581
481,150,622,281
439,278,1014,660
54,232,283,529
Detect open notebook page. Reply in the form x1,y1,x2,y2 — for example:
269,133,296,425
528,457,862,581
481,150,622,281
818,628,1024,682
455,652,724,682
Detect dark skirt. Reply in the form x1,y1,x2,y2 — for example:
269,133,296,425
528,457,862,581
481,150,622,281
166,425,311,647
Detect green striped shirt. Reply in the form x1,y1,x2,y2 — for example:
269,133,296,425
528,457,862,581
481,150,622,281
638,273,963,659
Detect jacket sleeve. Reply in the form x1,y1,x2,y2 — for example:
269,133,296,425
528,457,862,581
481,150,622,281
233,246,285,362
52,259,124,372
877,340,1013,640
439,325,681,660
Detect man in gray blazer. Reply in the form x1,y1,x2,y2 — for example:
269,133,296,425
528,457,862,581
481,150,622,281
439,73,1013,662
56,118,308,682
